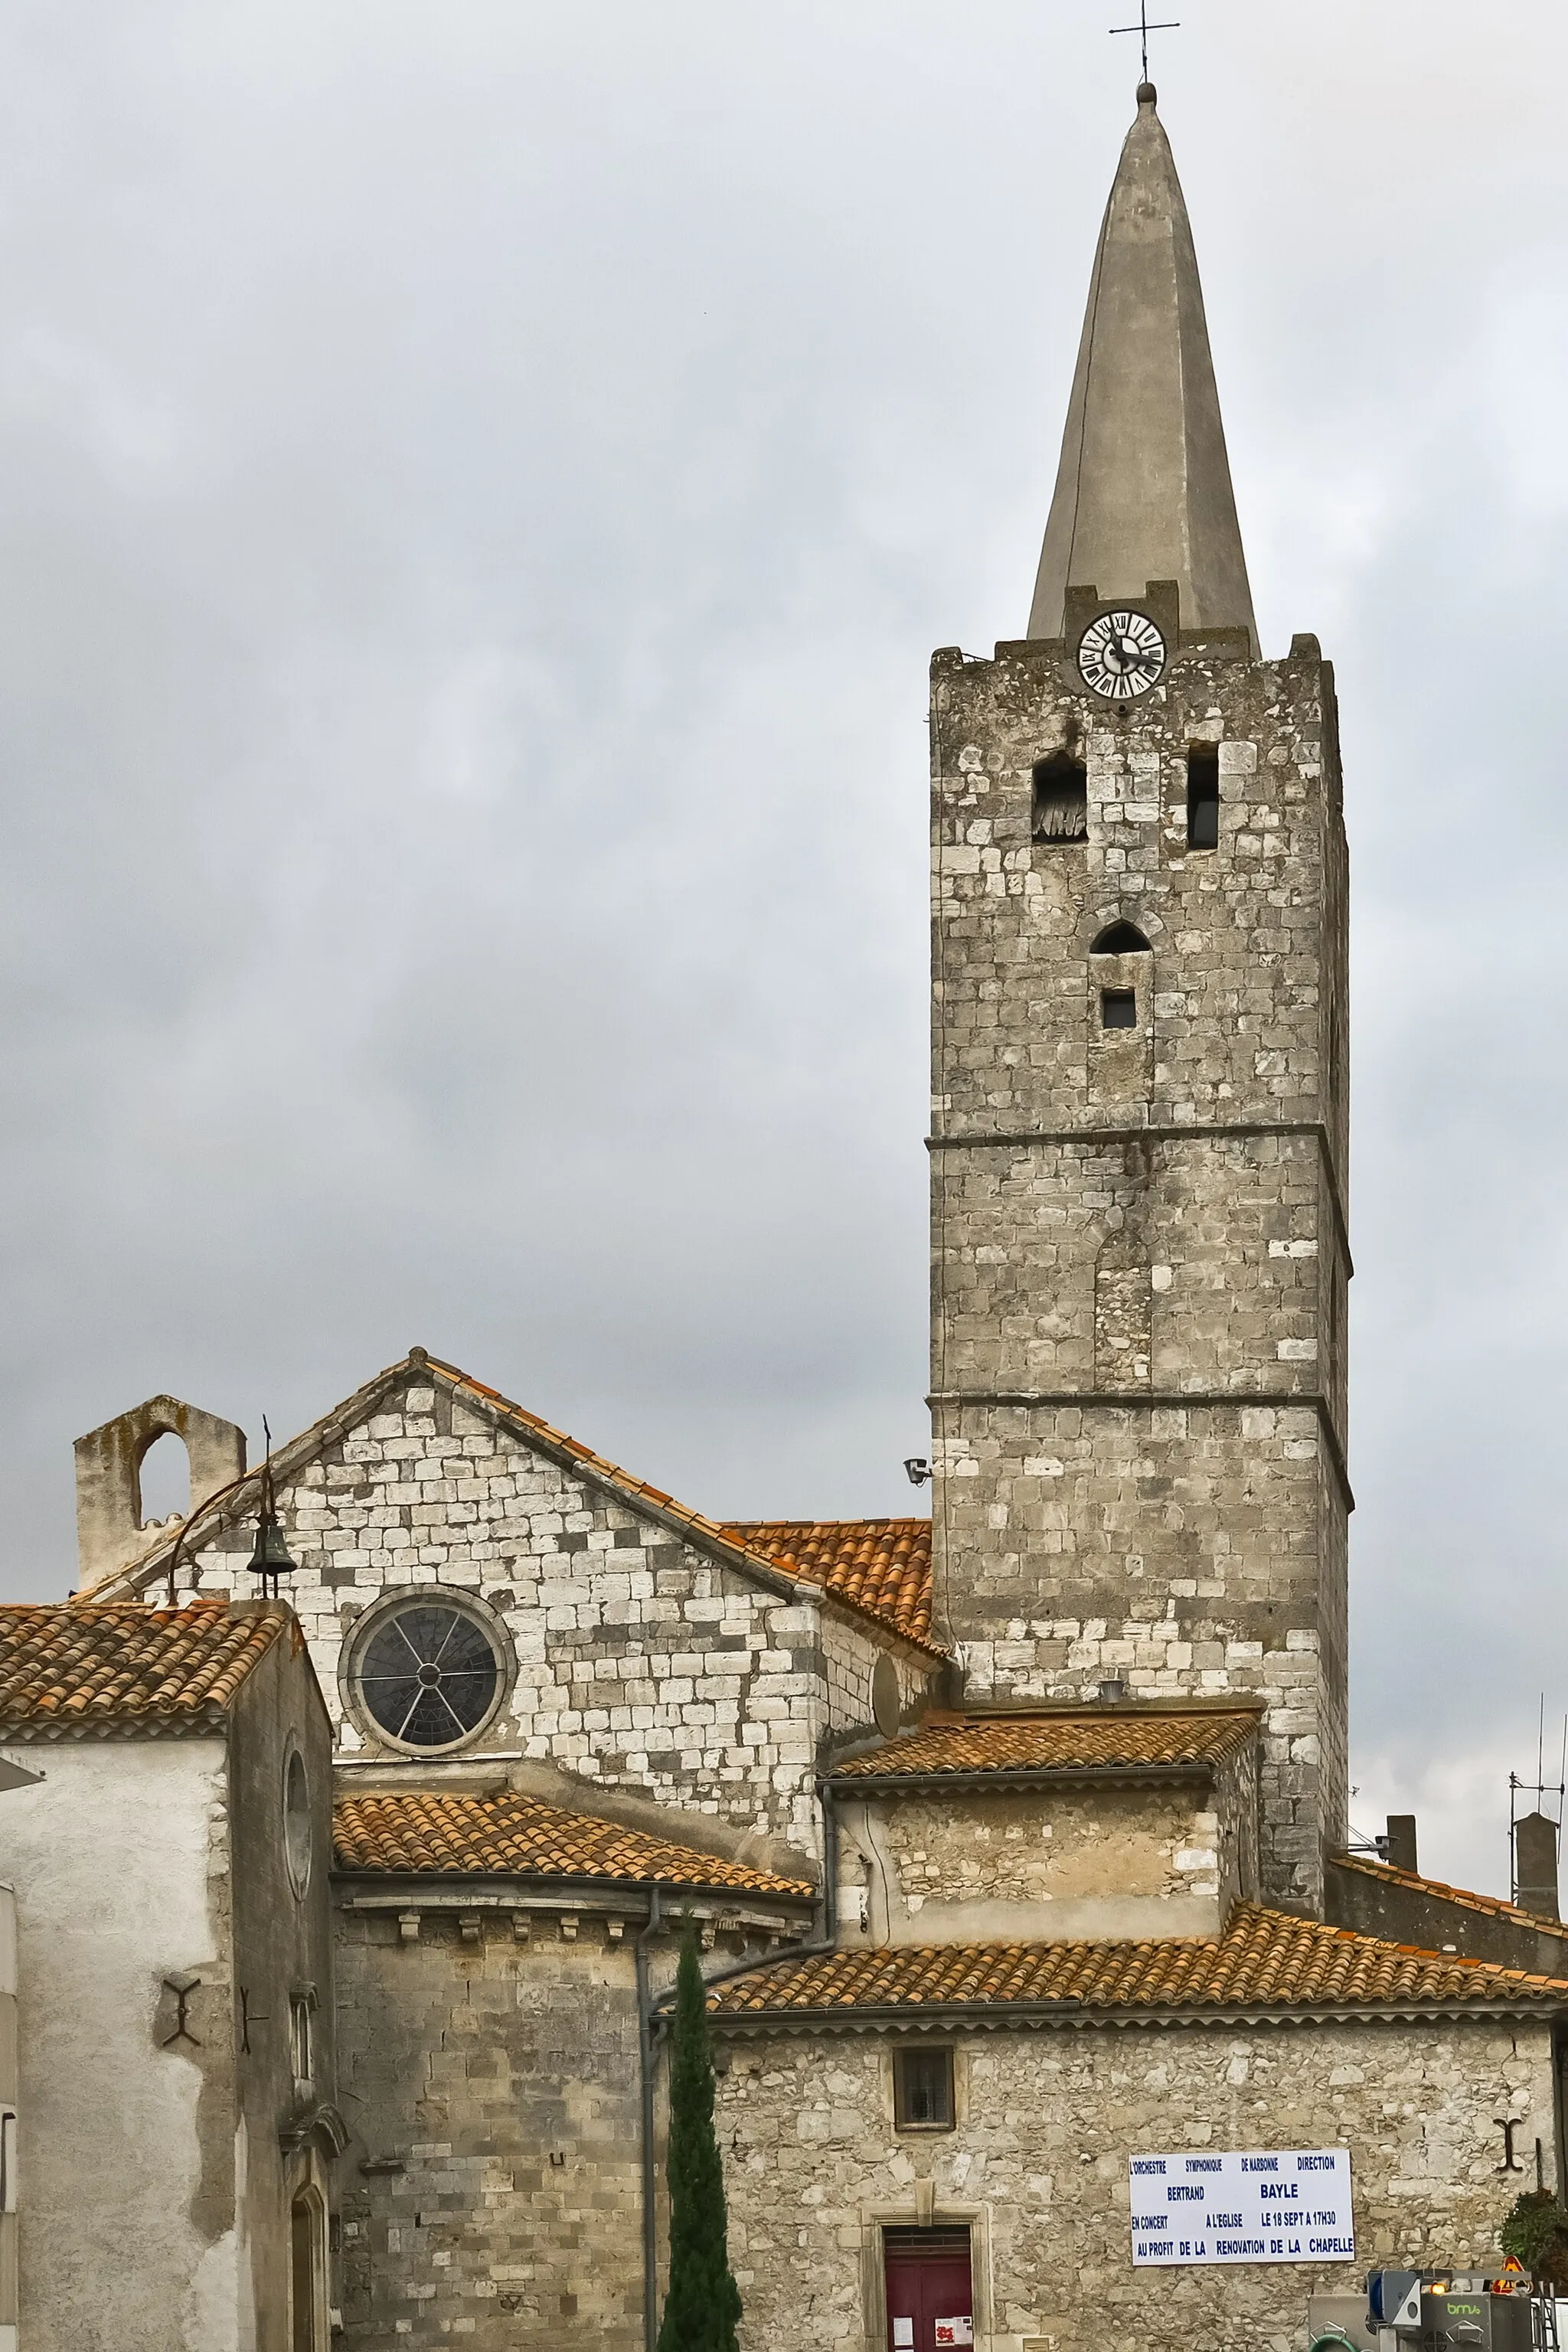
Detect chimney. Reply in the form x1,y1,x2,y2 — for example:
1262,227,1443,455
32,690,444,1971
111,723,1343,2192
1383,1815,1419,1875
1514,1812,1560,1920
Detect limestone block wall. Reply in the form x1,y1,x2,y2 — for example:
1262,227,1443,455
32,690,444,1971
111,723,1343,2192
933,1407,1347,1912
928,635,1350,1911
936,1132,1336,1398
823,1611,933,1740
716,2017,1555,2352
929,636,1348,1142
835,1736,1259,1946
181,1373,933,1867
835,1784,1223,1946
335,1908,661,2352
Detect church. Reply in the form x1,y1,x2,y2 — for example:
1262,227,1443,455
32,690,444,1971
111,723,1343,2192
11,75,1568,2352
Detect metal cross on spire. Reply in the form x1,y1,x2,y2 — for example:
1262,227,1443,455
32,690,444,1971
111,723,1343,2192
1110,0,1180,86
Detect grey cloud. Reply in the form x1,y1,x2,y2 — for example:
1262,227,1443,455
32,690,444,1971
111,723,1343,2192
0,0,1564,1895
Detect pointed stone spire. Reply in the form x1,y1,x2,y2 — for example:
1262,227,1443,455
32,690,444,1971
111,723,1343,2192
1027,84,1257,649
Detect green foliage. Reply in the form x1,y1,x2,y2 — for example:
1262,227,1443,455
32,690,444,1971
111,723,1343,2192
657,1924,743,2352
1500,2187,1568,2285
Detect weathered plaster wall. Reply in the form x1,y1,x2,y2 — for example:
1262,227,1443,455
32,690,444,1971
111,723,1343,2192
716,2017,1553,2352
1325,1861,1568,1978
929,635,1350,1911
183,1379,856,1863
2,1739,238,2352
835,1784,1228,1945
335,1905,676,2352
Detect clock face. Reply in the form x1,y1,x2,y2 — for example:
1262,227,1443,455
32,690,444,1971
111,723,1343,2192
1076,608,1168,701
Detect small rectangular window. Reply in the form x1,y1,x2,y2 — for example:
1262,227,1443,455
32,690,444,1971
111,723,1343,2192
1187,748,1220,849
893,2045,954,2132
1101,988,1137,1031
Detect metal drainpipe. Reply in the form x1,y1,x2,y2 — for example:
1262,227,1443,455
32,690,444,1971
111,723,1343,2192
634,1883,664,2352
645,1778,844,2025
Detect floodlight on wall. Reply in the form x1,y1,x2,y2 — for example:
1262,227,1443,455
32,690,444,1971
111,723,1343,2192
903,1458,932,1487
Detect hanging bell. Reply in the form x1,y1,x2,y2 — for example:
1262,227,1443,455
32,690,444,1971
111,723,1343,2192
249,1515,298,1582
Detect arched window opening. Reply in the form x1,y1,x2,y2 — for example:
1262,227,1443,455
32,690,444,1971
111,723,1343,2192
137,1431,190,1529
1031,750,1087,844
1089,920,1152,957
1187,746,1220,848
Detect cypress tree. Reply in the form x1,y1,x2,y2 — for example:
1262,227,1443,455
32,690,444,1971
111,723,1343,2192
657,1922,743,2352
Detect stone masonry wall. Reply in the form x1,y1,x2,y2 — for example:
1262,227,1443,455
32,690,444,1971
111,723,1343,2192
929,632,1351,1912
852,1785,1210,1919
184,1373,933,1867
336,1906,671,2352
716,2016,1555,2352
835,1738,1258,1946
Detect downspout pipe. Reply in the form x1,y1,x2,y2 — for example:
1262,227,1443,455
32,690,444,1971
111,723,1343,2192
635,1883,664,2352
647,1777,842,2022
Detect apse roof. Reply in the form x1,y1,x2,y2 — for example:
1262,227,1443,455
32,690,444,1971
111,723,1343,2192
333,1786,815,1900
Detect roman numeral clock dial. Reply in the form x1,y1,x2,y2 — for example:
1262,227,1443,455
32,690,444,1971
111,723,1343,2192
1076,607,1168,700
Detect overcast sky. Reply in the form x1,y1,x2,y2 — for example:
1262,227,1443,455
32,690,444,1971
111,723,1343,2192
1,0,1564,1896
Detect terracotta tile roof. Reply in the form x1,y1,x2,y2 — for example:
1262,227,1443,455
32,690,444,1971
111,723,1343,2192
0,1599,286,1734
720,1520,933,1647
831,1705,1258,1782
707,1903,1568,2020
333,1788,815,1899
1334,1853,1568,1944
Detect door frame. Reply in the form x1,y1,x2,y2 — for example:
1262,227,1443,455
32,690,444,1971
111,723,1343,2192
287,2148,332,2352
861,2201,991,2352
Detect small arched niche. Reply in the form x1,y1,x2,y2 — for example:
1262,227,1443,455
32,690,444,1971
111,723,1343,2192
1089,920,1152,957
1031,750,1087,843
137,1429,191,1528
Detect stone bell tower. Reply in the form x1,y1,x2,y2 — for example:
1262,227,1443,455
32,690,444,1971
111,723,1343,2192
928,83,1350,1914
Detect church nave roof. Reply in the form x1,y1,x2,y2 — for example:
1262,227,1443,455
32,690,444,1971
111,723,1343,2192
720,1518,933,1647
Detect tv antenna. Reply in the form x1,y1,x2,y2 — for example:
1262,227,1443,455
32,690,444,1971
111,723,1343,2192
1508,1694,1567,1907
1111,0,1181,87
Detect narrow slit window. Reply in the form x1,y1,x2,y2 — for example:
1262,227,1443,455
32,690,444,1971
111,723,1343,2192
893,2046,955,2132
1101,988,1137,1031
1187,748,1220,849
1031,750,1087,844
290,1995,315,2090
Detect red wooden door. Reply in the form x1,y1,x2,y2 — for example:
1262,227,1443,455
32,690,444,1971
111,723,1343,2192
884,2229,973,2352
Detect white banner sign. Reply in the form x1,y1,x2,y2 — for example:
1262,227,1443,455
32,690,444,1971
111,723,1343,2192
1129,2148,1354,2267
